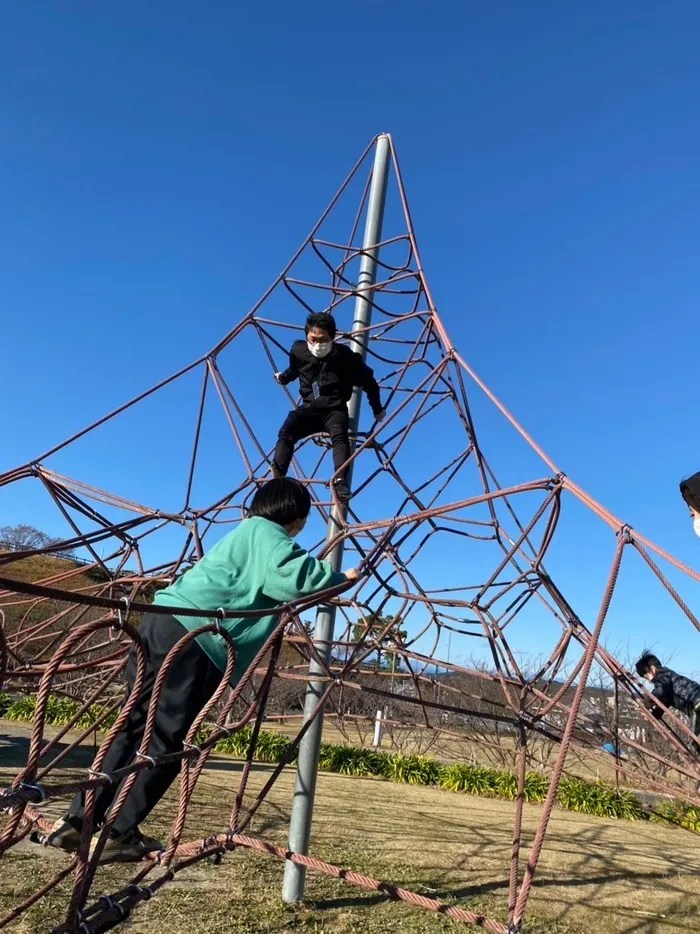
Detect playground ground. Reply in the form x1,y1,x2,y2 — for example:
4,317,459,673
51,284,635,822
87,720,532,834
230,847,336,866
2,723,700,934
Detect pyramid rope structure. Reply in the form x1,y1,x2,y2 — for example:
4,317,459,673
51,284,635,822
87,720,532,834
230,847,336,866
1,134,699,933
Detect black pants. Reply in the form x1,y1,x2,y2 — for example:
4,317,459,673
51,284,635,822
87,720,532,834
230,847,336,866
273,406,350,479
68,613,220,836
691,708,700,753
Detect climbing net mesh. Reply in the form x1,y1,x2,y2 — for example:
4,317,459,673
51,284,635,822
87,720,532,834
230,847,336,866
1,134,699,934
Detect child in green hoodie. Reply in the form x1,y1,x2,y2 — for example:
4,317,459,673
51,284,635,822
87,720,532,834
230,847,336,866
46,477,356,862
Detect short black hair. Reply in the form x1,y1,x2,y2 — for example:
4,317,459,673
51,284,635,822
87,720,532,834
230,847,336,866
248,477,311,526
305,312,336,340
636,651,662,678
680,472,700,512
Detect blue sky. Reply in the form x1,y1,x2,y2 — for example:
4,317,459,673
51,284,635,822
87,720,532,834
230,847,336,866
1,2,700,674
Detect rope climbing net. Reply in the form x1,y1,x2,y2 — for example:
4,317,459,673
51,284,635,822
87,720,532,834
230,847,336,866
1,134,700,934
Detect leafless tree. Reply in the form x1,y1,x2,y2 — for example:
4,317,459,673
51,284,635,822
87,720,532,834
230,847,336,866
0,524,71,554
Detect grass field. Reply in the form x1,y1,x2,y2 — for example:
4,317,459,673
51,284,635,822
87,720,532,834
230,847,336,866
2,724,700,934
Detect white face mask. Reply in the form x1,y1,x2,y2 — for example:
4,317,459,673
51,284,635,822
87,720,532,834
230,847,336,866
308,340,332,359
694,516,700,539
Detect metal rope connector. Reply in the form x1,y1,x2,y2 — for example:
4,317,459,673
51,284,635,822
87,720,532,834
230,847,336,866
87,768,113,786
115,595,131,631
617,523,634,543
97,895,127,919
135,751,157,768
127,883,152,902
18,780,47,804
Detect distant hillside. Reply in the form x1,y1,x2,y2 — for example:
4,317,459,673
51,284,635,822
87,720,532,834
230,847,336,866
1,551,108,624
0,551,107,586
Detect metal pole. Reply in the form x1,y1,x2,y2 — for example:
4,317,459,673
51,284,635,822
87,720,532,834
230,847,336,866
614,678,620,789
282,134,390,902
372,708,383,747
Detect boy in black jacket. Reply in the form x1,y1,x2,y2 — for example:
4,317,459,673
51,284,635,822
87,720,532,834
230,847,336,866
680,471,700,537
273,312,384,503
636,650,700,749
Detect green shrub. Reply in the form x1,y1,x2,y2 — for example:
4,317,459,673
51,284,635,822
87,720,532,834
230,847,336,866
73,703,119,732
45,696,80,726
523,771,549,803
492,769,519,800
556,777,643,821
89,705,118,732
0,693,12,717
651,799,700,831
438,765,549,803
5,696,37,722
194,722,214,745
255,729,294,763
4,694,119,732
438,763,494,795
211,725,295,762
214,726,253,757
319,744,363,775
318,743,386,776
385,753,440,785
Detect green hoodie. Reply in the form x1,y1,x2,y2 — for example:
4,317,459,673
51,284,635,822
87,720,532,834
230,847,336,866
153,516,345,683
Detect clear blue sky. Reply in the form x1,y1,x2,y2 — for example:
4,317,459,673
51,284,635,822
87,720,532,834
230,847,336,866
1,2,699,674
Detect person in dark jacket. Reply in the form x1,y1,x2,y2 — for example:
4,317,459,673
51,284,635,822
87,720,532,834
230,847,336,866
636,650,700,749
679,471,700,537
272,312,385,503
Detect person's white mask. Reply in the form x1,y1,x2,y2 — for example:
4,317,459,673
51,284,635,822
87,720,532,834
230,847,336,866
693,516,700,539
308,340,333,359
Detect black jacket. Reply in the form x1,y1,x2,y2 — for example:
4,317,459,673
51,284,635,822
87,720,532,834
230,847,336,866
648,666,700,719
278,340,382,416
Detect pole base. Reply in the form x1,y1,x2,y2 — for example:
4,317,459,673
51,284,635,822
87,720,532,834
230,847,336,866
281,858,307,903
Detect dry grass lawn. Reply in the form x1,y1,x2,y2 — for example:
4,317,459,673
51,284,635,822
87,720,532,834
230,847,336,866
2,723,700,934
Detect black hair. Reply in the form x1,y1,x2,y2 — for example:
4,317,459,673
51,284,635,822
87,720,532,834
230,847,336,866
635,650,662,678
305,312,337,340
248,477,311,526
680,472,700,512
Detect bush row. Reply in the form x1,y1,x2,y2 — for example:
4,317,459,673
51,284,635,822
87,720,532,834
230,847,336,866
0,693,692,829
0,693,119,732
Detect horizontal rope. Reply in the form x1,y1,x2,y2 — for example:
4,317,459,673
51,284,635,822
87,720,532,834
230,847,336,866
0,573,352,620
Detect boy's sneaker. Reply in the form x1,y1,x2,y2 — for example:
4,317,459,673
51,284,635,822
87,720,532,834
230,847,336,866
89,827,163,864
43,814,83,852
333,478,352,505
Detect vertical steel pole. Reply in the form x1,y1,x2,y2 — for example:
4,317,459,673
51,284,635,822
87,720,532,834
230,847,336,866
282,134,390,902
614,678,620,789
